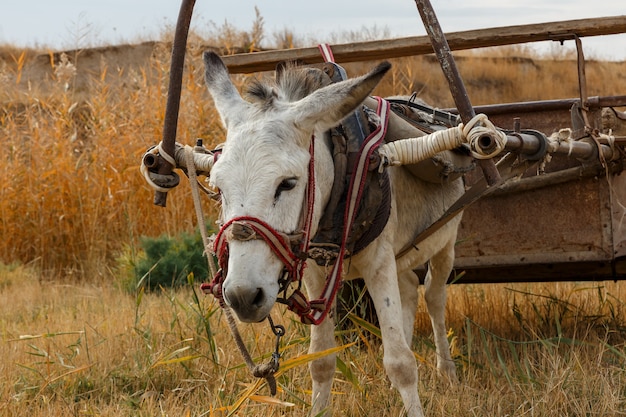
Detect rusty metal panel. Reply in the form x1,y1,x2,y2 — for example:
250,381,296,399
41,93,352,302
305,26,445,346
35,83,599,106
451,106,624,283
455,175,613,264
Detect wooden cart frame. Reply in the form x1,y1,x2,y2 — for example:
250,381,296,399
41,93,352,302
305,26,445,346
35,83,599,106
145,0,626,284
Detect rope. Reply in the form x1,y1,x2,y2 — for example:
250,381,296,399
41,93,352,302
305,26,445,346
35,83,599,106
379,125,464,168
221,298,279,395
140,142,177,192
463,114,507,159
184,146,215,272
548,128,575,156
378,113,506,167
184,146,279,395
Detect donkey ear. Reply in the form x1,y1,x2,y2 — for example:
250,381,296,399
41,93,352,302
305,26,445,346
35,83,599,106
289,61,391,132
203,51,249,128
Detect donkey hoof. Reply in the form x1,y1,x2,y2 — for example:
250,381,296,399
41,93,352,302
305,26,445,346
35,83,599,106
438,361,459,384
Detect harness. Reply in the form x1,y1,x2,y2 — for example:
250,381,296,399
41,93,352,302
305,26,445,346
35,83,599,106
201,45,392,325
309,56,392,265
202,95,391,325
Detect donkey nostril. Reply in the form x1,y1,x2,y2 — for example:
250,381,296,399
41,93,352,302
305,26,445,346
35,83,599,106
224,285,266,312
252,288,265,307
223,286,239,309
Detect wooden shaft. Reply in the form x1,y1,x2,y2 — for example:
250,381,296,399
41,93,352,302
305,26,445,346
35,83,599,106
220,16,626,74
414,0,501,185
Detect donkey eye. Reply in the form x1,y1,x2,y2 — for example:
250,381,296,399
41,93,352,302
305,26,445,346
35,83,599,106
274,177,297,200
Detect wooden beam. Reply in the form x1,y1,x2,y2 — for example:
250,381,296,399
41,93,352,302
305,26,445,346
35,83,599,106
221,15,626,73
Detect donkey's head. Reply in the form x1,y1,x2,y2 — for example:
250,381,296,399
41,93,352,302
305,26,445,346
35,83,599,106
203,52,390,322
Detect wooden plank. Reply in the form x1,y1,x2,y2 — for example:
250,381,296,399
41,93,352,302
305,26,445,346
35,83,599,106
221,15,626,73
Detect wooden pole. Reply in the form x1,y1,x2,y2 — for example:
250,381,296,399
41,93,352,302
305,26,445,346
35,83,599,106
414,0,501,185
220,16,626,74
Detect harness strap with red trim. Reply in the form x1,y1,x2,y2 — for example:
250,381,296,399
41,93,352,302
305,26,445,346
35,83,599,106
297,96,390,324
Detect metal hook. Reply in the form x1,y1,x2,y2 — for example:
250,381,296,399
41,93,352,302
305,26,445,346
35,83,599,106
267,315,285,370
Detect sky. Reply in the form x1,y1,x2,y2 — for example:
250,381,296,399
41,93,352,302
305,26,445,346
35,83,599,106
1,0,625,60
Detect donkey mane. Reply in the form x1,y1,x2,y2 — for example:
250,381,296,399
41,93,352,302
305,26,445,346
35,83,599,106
246,63,330,108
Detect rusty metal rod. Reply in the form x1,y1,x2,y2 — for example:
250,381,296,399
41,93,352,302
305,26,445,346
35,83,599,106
153,0,196,207
503,132,618,160
444,95,626,116
491,162,622,197
143,152,159,169
414,0,501,186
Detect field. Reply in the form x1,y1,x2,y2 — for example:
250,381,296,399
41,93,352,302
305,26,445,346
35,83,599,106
2,21,626,416
3,264,626,416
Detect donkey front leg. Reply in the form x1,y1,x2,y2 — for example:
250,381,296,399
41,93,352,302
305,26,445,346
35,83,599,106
304,266,336,416
398,269,420,347
309,317,335,415
361,244,425,417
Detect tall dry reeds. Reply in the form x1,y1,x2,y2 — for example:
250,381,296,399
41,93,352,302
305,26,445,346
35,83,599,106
0,43,225,278
1,41,624,278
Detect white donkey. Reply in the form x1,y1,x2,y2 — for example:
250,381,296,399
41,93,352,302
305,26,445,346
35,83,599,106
202,51,464,417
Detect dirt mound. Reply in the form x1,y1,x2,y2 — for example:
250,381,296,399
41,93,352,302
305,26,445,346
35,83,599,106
0,42,265,101
1,42,161,97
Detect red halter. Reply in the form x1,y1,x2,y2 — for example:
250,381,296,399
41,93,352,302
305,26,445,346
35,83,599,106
202,138,317,319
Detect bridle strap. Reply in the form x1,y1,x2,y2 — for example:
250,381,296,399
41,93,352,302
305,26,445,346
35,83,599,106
205,139,316,301
318,43,335,63
216,217,300,271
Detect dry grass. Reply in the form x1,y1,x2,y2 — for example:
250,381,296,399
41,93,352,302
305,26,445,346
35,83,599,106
2,265,626,416
0,43,223,277
1,24,626,416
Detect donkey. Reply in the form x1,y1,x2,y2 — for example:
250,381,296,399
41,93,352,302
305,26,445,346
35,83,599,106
202,51,464,417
